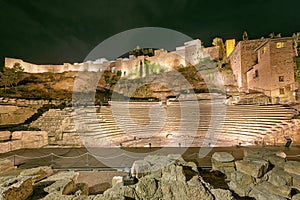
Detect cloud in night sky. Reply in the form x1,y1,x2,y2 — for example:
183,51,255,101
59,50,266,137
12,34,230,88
0,0,300,68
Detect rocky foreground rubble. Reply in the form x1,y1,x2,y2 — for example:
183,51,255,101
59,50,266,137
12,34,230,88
0,154,235,200
212,149,300,200
0,149,300,199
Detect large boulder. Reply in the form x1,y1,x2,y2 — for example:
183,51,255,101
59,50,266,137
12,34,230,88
211,152,235,178
41,171,79,195
264,167,292,187
212,152,235,163
0,176,33,200
235,158,269,178
228,171,255,197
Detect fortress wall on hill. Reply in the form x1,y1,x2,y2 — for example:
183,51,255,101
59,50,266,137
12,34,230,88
5,58,109,73
5,44,219,75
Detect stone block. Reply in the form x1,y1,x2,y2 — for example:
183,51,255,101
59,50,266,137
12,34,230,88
267,154,286,168
12,131,49,149
42,172,78,196
12,131,23,140
20,166,53,183
42,171,79,182
262,181,291,198
228,171,255,197
0,159,16,172
265,167,292,187
0,142,11,154
0,131,11,141
9,140,22,151
211,156,235,178
235,159,269,178
249,183,288,200
212,152,235,163
285,161,300,176
44,179,76,195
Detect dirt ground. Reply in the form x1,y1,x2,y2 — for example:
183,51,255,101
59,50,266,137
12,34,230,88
77,171,127,194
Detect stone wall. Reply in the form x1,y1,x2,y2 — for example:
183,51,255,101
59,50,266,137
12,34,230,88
0,97,70,126
29,108,81,146
0,105,38,125
5,58,110,73
0,97,66,106
229,42,242,88
114,52,187,79
5,39,220,77
204,46,221,61
0,131,48,153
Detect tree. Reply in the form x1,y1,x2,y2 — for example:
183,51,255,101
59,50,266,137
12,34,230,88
212,37,225,60
293,32,300,56
0,67,14,91
0,63,24,92
11,63,24,86
242,31,249,41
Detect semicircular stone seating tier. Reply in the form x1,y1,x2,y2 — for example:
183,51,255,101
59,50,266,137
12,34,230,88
30,102,297,147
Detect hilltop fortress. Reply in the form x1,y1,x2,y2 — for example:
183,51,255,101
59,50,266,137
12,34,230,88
5,35,300,104
5,39,220,77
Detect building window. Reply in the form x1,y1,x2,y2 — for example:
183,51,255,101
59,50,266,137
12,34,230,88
279,76,284,82
279,88,285,95
276,42,284,48
261,47,266,54
254,70,259,78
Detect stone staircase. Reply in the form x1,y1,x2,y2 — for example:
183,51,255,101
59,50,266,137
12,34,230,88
31,102,298,147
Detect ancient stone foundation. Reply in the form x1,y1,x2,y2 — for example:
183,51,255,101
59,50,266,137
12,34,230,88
0,131,48,153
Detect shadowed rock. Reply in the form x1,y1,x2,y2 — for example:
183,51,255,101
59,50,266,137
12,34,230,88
0,176,33,200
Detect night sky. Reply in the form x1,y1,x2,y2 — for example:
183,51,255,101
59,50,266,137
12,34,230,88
0,0,300,68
